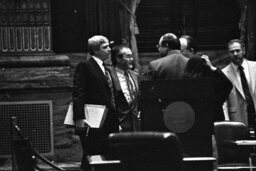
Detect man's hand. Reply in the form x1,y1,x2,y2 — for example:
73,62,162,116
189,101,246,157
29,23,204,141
75,119,90,130
201,55,217,70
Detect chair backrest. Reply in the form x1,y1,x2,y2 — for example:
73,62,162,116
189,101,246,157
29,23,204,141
214,121,251,164
13,139,36,171
108,132,183,171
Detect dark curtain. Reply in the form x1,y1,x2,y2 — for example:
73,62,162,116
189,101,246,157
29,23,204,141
238,0,256,60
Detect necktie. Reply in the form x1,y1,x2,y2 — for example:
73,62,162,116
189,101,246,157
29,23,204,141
103,64,115,109
238,65,255,127
124,71,136,104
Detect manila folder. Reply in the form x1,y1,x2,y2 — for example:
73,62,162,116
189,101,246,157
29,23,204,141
64,103,108,128
84,104,108,128
64,103,75,126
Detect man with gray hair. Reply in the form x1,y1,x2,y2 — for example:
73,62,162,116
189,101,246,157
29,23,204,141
72,35,119,170
222,39,256,135
148,33,188,79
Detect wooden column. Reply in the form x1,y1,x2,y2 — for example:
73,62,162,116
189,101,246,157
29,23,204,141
238,0,256,60
119,0,141,72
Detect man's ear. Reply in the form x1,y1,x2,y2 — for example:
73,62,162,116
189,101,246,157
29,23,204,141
164,42,168,48
242,47,246,56
116,54,123,63
93,49,99,56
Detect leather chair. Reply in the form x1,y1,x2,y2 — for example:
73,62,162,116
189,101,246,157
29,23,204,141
108,132,183,171
12,139,36,171
214,121,253,170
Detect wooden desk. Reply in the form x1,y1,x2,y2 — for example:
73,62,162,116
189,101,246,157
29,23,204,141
183,157,216,171
87,155,216,171
233,140,256,146
221,140,256,171
87,155,121,171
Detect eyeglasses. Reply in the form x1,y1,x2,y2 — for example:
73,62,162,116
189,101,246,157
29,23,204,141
156,44,162,49
123,54,133,59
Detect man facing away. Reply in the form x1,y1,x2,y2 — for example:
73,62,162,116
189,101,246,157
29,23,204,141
148,33,188,80
107,45,140,132
179,35,197,58
222,39,256,132
72,35,119,170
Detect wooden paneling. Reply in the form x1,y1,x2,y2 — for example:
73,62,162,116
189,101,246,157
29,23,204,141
136,0,240,52
136,0,175,52
0,66,72,89
52,0,121,53
183,0,240,50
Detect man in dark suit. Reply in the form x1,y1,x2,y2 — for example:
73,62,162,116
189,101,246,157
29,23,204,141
179,35,197,58
148,33,188,79
108,45,140,132
72,35,119,170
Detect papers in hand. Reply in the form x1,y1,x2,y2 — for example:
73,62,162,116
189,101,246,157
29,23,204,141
84,104,108,128
235,140,256,146
64,103,108,128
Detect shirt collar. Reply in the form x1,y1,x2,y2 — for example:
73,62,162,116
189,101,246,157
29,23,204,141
167,50,182,56
231,59,246,72
92,56,105,73
115,67,126,75
92,56,103,66
231,62,239,72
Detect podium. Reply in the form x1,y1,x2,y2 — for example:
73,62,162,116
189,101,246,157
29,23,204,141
139,78,216,157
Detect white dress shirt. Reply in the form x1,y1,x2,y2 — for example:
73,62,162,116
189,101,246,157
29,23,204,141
115,67,135,104
231,59,251,89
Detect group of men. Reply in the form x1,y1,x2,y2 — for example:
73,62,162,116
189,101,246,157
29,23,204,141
72,35,140,169
72,33,256,170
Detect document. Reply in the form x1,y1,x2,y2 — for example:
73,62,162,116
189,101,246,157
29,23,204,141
235,140,256,146
84,104,108,128
87,155,120,164
64,103,108,128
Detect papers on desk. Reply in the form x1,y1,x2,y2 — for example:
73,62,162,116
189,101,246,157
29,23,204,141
64,103,108,128
87,155,120,165
235,140,256,146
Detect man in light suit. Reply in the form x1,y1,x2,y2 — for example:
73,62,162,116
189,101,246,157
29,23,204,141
148,33,188,80
72,35,119,170
108,45,140,132
222,39,256,128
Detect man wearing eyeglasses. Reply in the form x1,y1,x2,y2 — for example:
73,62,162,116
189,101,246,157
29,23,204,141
179,35,197,59
107,45,140,132
148,33,188,80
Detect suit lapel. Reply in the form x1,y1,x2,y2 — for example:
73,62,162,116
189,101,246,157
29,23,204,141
248,61,256,94
89,57,109,86
108,66,122,92
226,64,245,99
128,70,138,94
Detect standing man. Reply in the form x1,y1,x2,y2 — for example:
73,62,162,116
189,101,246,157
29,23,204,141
222,39,256,131
108,45,140,132
179,35,197,58
72,35,119,170
148,33,188,79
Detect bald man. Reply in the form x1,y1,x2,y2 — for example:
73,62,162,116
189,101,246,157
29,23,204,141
148,33,188,79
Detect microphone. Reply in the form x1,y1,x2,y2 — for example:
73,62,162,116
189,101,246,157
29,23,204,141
11,116,21,132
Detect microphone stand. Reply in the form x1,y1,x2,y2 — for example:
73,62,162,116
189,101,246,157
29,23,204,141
10,117,65,171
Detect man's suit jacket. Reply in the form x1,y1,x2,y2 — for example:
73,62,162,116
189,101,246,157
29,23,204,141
222,59,256,125
108,67,140,131
72,57,119,154
148,50,188,79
